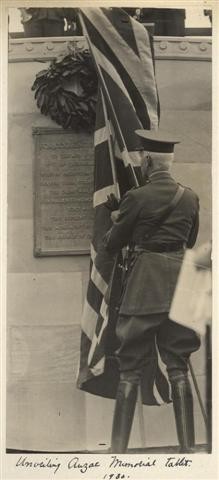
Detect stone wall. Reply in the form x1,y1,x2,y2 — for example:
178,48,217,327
7,36,211,451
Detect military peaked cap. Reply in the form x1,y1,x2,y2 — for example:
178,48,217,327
135,129,181,153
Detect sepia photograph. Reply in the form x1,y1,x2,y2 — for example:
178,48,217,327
1,1,217,478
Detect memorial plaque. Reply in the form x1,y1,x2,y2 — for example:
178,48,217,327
33,127,94,256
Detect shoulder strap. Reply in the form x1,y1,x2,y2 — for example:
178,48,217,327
165,185,185,214
144,185,185,241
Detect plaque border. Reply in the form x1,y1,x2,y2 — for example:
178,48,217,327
32,127,93,257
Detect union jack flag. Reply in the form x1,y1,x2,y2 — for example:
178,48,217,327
77,7,171,406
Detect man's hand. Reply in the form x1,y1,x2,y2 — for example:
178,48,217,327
104,193,120,211
111,210,120,223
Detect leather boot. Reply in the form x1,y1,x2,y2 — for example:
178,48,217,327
171,376,195,453
110,381,138,453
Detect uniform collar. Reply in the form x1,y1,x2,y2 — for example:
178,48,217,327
148,170,172,182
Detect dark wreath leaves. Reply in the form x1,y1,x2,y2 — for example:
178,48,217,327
31,49,98,131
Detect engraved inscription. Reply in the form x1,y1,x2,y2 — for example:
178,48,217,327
34,130,94,255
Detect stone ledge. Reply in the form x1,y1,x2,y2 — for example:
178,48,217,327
8,35,212,63
155,36,211,61
8,36,86,63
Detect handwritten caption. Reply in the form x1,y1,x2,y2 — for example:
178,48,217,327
15,454,193,477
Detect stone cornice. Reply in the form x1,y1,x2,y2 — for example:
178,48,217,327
154,36,211,61
8,36,87,63
8,35,212,63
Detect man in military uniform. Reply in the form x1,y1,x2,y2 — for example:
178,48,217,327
19,8,76,37
103,130,200,453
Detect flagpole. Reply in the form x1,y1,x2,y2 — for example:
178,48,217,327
78,11,139,188
188,359,208,428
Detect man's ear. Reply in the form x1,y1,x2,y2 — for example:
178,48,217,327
141,157,148,176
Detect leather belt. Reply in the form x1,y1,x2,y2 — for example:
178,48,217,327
134,242,186,253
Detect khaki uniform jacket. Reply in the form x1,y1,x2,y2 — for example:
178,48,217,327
104,171,199,315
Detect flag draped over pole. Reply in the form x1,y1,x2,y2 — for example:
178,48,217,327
77,7,171,405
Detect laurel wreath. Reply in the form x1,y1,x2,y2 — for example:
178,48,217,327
31,48,98,131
